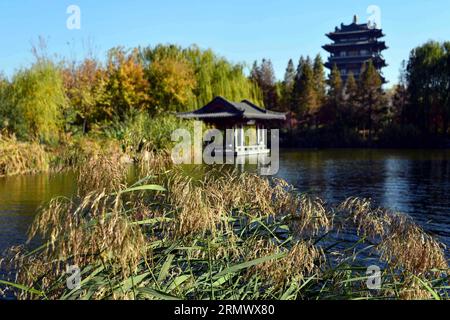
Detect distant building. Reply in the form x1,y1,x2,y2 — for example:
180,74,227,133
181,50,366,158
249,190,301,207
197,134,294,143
177,96,286,156
323,15,387,83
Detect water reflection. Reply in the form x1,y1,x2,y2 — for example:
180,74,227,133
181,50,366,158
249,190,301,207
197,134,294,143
0,172,77,255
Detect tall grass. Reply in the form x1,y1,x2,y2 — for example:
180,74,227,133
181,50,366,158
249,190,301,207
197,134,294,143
0,152,448,300
0,132,128,177
0,134,49,177
101,113,200,155
0,114,195,177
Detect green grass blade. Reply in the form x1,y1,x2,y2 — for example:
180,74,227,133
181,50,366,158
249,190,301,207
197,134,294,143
166,275,191,293
413,276,441,300
214,252,286,279
158,254,175,282
138,287,181,300
0,280,45,297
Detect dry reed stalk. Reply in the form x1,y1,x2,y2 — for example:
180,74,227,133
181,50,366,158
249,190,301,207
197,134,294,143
9,190,150,299
339,198,448,275
76,153,127,196
0,134,49,176
245,239,324,288
3,151,448,300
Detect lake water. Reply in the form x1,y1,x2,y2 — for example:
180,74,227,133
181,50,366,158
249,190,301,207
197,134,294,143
1,149,450,263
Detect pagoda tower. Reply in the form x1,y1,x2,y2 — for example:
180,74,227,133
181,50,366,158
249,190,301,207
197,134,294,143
323,15,387,82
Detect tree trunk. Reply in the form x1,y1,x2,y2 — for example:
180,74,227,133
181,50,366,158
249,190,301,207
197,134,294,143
83,118,88,134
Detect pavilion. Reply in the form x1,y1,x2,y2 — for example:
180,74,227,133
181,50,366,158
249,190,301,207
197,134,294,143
177,96,286,156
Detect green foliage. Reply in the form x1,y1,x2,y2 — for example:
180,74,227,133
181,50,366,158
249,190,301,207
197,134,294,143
142,45,263,111
1,39,449,149
292,57,318,120
340,72,359,128
4,59,66,143
278,59,296,112
103,112,196,152
320,64,343,126
313,55,326,106
0,76,11,132
406,41,450,135
283,59,296,90
250,59,279,109
328,64,343,102
357,61,386,141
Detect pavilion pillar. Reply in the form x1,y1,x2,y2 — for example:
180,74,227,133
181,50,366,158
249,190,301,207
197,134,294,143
260,124,266,148
234,126,238,153
256,124,260,145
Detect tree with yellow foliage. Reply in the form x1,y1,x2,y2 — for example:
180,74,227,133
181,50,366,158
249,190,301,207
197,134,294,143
104,47,150,120
146,55,196,112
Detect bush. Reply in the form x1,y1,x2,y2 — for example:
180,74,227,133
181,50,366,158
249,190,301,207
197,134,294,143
101,112,197,154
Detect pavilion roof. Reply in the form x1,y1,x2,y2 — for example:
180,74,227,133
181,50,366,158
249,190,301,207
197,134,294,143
177,96,286,121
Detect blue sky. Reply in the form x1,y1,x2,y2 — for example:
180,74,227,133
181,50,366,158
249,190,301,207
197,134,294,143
1,0,449,86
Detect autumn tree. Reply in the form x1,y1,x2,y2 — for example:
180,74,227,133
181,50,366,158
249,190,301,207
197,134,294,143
104,47,150,120
146,55,196,112
143,45,263,110
63,58,107,133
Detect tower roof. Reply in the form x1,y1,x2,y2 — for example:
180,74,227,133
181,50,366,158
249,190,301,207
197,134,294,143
326,17,384,41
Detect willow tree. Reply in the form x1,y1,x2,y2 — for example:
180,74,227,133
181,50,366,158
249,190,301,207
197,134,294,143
141,45,263,111
184,46,263,109
7,60,66,142
0,75,10,132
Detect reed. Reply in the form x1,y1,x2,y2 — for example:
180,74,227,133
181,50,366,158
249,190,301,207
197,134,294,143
1,152,448,300
0,134,49,177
